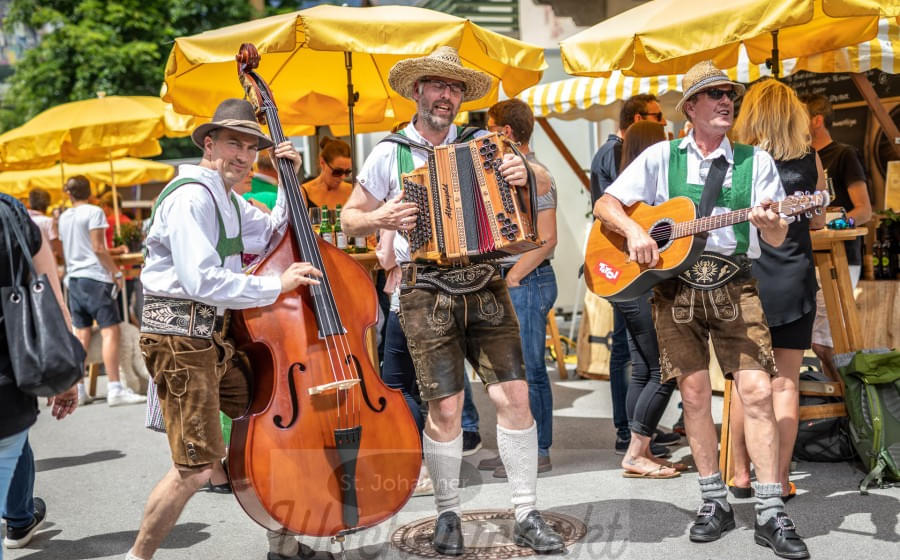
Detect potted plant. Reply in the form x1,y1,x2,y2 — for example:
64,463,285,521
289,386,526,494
113,222,145,253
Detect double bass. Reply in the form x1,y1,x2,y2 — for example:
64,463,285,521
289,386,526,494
228,43,422,537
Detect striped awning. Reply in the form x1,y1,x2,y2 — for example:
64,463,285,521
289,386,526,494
521,17,898,121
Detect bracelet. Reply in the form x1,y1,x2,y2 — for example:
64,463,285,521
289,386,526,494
114,272,123,279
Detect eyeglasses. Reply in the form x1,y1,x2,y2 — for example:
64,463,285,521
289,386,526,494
702,88,738,102
324,161,352,177
639,111,665,121
422,78,467,96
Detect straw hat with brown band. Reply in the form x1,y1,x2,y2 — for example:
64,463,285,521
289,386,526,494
675,61,746,116
191,98,274,150
388,46,492,103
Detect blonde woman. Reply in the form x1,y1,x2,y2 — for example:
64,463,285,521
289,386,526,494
731,78,827,500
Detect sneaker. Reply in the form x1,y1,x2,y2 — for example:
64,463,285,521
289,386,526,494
108,387,147,407
4,497,46,548
462,431,482,456
673,411,686,436
653,428,682,446
413,465,434,497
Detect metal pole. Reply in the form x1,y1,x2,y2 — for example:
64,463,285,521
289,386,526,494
345,51,359,179
767,29,781,80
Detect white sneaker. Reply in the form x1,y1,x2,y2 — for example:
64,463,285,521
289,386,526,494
107,387,146,407
413,464,434,497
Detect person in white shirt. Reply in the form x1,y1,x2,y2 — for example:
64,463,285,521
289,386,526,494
343,46,564,556
58,176,145,408
595,61,808,559
127,98,323,560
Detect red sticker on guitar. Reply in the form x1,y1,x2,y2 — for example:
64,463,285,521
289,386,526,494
595,261,621,283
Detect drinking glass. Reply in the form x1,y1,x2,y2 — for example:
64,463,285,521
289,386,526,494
308,206,321,235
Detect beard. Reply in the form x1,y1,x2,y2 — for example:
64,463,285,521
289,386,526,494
417,97,458,131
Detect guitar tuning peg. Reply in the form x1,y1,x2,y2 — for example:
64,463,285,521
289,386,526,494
805,211,812,219
814,207,823,215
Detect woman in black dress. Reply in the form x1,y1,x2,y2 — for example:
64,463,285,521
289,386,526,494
731,79,827,499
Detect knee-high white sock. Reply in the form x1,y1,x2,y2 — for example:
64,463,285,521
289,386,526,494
497,422,538,523
423,430,463,517
266,529,298,557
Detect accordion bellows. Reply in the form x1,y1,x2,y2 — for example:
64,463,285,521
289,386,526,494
400,132,541,266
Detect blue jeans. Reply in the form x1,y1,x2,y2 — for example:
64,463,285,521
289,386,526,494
0,429,29,560
381,311,423,434
507,263,558,456
609,305,631,440
462,374,480,432
4,437,35,529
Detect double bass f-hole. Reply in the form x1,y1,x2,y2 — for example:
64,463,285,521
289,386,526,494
273,362,305,430
346,354,386,413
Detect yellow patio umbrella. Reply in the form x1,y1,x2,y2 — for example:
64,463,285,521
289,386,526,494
0,158,175,198
559,0,892,78
162,3,546,164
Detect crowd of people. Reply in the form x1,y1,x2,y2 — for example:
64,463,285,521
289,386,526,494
0,45,875,560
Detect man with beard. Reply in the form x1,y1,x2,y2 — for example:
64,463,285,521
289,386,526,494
342,46,565,556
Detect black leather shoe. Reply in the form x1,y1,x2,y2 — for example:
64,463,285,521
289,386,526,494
432,511,465,556
689,500,735,542
513,510,566,554
755,513,810,559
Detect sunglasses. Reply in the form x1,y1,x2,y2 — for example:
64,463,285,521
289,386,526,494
702,88,738,102
325,161,352,177
639,111,665,121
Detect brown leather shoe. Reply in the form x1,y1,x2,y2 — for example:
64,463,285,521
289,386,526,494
477,455,503,471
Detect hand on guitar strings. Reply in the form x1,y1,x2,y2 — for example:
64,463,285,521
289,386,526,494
280,261,323,293
378,193,418,231
272,140,303,176
624,225,660,268
499,153,529,187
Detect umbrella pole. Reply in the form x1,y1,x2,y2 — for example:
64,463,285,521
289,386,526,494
767,30,781,80
345,51,359,178
108,152,121,237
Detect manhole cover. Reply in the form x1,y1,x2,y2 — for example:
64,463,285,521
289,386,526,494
391,509,585,558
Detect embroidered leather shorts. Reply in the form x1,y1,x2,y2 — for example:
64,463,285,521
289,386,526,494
651,277,777,383
397,275,525,401
139,332,250,468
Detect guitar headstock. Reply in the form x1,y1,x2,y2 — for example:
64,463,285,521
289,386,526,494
236,43,270,126
779,190,831,217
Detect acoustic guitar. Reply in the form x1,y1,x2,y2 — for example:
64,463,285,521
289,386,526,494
584,192,829,301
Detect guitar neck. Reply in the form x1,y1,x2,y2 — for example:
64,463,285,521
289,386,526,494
673,202,783,239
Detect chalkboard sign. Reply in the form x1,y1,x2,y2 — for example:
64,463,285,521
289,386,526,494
784,69,900,106
829,105,870,156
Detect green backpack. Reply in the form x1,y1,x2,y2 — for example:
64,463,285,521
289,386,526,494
836,349,900,493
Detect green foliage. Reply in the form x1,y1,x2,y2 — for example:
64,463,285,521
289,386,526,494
0,0,253,157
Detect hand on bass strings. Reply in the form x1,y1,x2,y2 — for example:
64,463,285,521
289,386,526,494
280,262,323,293
377,193,418,231
499,153,529,187
273,141,303,176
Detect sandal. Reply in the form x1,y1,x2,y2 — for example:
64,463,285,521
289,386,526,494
660,460,690,472
727,477,753,498
201,459,232,494
622,465,680,479
782,481,797,503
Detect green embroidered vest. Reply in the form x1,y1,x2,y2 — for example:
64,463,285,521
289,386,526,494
667,139,754,255
148,177,244,264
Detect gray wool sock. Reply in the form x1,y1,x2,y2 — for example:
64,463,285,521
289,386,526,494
698,471,731,512
753,482,785,524
423,430,463,517
497,422,539,523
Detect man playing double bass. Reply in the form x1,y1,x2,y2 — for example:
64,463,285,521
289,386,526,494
127,98,326,560
342,46,565,555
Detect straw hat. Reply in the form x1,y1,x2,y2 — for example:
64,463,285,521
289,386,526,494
388,46,492,102
191,98,273,150
675,61,746,114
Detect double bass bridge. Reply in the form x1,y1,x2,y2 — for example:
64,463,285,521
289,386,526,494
308,379,361,396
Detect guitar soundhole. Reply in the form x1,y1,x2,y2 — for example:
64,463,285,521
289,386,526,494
649,221,674,252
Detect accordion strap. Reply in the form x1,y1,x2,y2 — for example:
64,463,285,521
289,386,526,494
379,133,434,153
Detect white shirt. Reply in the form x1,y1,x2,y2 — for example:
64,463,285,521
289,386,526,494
28,209,55,241
356,120,487,264
141,164,286,312
605,131,784,259
58,204,111,283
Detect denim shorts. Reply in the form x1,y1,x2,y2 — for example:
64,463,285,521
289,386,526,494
139,333,250,468
398,275,525,401
651,278,777,383
67,277,121,329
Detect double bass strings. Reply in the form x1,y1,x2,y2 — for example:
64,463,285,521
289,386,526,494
255,81,361,430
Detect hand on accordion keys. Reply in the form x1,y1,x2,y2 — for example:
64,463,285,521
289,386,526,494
379,193,418,231
498,153,529,187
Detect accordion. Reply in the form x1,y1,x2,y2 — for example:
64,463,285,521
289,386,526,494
396,132,541,266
